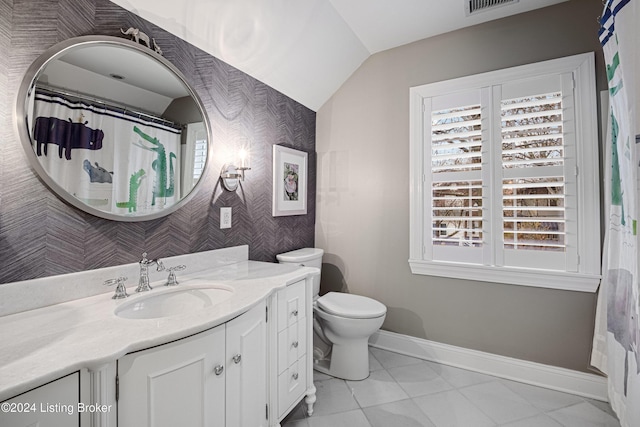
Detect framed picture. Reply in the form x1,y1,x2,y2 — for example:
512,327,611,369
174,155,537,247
272,145,308,216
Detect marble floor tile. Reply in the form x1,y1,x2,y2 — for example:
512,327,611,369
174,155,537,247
424,362,497,389
362,399,437,427
346,369,410,408
458,381,540,424
313,370,333,382
369,351,384,371
546,401,622,427
312,378,360,416
500,378,584,411
499,414,564,427
387,361,454,397
412,389,496,427
282,348,621,427
369,347,424,370
584,397,621,418
307,409,372,427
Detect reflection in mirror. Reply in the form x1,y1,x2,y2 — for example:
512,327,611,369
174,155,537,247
16,36,211,221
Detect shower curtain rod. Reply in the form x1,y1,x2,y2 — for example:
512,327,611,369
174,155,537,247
33,83,183,130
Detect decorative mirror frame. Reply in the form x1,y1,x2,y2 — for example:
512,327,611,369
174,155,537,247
14,35,212,222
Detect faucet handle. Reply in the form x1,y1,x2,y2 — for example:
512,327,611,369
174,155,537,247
164,264,186,286
140,252,157,265
104,276,129,299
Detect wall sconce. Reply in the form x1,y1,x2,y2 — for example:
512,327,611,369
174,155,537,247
220,148,251,191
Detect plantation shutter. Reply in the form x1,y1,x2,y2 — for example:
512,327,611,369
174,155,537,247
411,53,599,289
498,73,577,271
425,89,486,264
424,75,577,271
192,137,207,181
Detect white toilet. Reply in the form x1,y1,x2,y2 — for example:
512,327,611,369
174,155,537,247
276,248,386,381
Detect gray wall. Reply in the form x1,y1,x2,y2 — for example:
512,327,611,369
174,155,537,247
0,0,316,284
315,0,606,372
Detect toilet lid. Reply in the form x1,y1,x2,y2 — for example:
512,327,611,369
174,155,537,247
276,248,324,263
317,292,386,319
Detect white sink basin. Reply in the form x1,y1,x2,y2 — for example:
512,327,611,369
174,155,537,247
115,284,234,320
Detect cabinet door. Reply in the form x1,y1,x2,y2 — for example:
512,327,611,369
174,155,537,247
0,372,80,427
226,301,267,427
117,325,226,427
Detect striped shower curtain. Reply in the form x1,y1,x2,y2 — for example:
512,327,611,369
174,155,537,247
591,1,639,426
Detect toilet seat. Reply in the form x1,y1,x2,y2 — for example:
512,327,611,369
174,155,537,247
317,292,386,319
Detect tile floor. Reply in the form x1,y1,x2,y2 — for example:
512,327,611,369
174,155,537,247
281,347,621,427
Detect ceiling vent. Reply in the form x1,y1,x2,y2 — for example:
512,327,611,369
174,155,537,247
465,0,519,16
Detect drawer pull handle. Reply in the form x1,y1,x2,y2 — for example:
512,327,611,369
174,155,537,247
214,365,224,376
291,309,299,317
233,354,242,364
292,372,299,380
292,341,299,348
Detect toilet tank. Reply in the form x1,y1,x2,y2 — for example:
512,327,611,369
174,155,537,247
276,248,324,296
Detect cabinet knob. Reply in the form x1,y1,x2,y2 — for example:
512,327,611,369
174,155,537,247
292,372,299,380
292,341,299,348
232,354,242,364
214,365,224,376
291,309,299,317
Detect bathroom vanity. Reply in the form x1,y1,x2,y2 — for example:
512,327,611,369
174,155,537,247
0,246,317,427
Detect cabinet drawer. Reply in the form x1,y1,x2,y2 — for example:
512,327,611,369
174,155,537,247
277,280,306,331
277,356,307,416
277,317,307,374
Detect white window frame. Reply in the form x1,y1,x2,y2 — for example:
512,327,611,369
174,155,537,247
409,53,601,292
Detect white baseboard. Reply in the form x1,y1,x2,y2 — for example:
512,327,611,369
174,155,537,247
369,330,608,402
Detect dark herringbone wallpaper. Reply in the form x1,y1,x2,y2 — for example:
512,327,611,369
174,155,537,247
0,0,316,284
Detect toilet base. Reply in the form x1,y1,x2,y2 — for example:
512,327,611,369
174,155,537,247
312,340,371,381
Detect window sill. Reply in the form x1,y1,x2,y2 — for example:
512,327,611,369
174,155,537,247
408,259,601,292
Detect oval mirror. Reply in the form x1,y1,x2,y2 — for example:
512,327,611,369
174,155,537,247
15,35,211,221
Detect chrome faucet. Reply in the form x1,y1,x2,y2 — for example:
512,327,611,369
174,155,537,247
136,252,158,292
156,260,187,286
104,276,129,299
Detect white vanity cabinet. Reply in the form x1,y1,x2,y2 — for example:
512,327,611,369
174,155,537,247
0,251,318,427
117,301,267,427
0,372,80,427
272,279,315,424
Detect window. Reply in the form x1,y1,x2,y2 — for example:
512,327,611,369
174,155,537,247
409,53,601,291
181,122,208,193
192,137,208,182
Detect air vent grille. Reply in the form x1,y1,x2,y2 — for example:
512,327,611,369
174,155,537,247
466,0,519,15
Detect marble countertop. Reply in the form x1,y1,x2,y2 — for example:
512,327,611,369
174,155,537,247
0,259,315,402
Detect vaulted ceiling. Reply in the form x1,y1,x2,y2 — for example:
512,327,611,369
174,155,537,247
112,0,568,111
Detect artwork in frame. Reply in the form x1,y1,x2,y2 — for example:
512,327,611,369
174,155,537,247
272,145,308,216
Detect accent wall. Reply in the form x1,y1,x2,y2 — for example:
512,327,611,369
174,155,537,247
0,0,316,284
